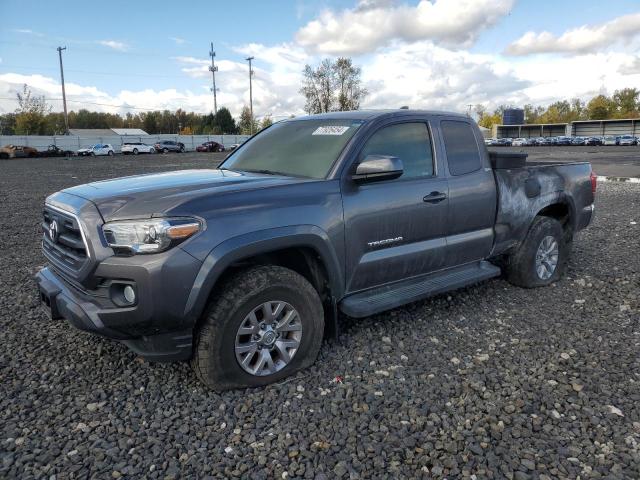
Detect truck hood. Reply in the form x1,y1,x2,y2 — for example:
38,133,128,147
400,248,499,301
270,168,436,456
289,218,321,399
62,169,306,221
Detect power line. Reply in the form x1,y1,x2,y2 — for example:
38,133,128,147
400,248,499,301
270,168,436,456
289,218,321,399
209,42,218,114
0,64,197,79
246,56,254,135
57,46,69,134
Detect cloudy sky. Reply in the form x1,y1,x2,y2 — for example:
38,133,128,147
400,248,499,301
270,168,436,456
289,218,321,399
1,0,639,120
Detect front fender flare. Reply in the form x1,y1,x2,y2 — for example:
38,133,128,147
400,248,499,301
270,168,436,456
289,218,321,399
181,225,343,324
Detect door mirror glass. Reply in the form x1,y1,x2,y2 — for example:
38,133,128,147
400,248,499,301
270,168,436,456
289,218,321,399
352,155,403,184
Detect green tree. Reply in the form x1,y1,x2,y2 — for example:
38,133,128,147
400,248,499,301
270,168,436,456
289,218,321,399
214,107,237,134
14,84,51,134
333,57,368,111
612,88,639,117
586,95,615,120
259,115,273,131
300,57,367,114
477,109,502,129
238,106,257,135
0,113,17,135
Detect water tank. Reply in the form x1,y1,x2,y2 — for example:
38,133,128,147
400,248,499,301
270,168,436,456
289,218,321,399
502,108,525,125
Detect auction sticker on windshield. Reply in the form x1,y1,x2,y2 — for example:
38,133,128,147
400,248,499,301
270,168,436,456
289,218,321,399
312,126,350,136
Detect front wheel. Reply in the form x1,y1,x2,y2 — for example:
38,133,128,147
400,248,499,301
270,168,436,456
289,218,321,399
179,146,185,153
191,265,324,390
133,148,138,155
505,216,569,288
108,150,114,156
163,148,169,154
149,148,155,154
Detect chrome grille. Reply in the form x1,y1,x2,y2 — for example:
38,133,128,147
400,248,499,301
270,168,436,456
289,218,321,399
42,205,89,274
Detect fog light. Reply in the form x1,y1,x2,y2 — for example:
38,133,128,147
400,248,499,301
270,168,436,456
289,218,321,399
123,285,136,304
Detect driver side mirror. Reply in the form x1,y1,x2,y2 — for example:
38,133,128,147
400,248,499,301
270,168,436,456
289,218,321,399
352,155,403,184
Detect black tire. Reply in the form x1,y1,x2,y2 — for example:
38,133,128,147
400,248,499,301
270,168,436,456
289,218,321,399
133,148,138,155
505,216,570,288
108,150,114,156
191,265,324,391
179,146,185,153
163,148,169,154
0,153,9,160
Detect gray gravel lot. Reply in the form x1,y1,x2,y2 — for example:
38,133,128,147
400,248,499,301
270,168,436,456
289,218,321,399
493,146,640,178
1,155,639,479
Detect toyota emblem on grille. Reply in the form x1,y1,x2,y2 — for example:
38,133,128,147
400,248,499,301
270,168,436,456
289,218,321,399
49,219,59,243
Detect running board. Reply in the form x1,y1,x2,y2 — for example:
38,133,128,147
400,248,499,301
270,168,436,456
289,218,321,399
339,261,501,318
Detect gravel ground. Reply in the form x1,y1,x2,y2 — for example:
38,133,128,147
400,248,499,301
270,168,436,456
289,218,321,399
1,156,639,479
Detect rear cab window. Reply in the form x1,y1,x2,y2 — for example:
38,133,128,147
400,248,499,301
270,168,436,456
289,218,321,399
441,120,482,176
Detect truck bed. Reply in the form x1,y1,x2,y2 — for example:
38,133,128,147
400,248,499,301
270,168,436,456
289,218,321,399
490,154,594,256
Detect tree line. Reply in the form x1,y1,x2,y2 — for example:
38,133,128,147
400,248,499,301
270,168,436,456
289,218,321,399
1,66,638,136
476,88,640,128
0,85,272,136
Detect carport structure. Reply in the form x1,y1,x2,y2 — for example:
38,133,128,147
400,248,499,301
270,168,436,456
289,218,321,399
569,118,639,137
493,123,568,139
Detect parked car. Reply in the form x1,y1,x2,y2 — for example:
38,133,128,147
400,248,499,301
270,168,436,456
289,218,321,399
122,142,156,155
0,144,39,159
196,141,225,153
584,136,602,146
512,138,528,147
536,137,552,146
484,138,497,146
154,140,185,153
496,138,513,146
603,136,617,146
570,137,585,146
555,136,572,146
39,144,75,157
36,109,596,390
618,135,637,146
77,144,115,156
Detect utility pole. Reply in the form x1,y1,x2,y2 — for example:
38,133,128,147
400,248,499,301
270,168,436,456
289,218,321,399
208,42,218,114
246,56,254,135
57,46,69,135
467,104,473,117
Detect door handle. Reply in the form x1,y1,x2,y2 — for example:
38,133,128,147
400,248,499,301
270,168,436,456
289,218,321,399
423,191,447,203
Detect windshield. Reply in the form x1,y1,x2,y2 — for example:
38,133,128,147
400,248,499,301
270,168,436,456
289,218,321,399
221,118,364,179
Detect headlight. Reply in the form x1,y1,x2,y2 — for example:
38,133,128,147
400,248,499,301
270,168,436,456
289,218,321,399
102,217,203,254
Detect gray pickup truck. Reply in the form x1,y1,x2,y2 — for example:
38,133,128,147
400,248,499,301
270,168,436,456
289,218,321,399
36,110,596,390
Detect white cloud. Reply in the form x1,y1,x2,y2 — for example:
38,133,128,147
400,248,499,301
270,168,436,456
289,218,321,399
295,0,514,55
360,41,529,111
506,12,640,55
169,37,187,45
98,40,129,51
618,57,640,75
12,28,44,37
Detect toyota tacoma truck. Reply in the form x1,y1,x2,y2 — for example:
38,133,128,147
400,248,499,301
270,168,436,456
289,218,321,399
35,110,596,390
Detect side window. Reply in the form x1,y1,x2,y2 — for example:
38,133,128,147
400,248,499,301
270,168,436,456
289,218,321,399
441,120,482,176
360,122,433,179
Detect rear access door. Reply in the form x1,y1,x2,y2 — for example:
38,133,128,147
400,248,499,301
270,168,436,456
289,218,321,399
437,118,497,265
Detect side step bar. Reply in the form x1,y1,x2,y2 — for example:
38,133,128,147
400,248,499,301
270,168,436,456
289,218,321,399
339,261,501,318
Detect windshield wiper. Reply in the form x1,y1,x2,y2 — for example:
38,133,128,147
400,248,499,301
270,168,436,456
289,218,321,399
239,169,290,176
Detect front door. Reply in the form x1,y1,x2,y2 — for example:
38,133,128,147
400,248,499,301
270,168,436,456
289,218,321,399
342,121,449,293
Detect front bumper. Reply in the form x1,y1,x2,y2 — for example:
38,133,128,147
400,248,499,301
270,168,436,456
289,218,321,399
35,247,202,362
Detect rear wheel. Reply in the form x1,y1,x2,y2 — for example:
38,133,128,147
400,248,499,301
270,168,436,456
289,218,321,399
163,148,169,154
191,265,324,390
505,216,569,288
133,148,138,155
149,148,155,154
179,146,185,153
108,150,114,156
